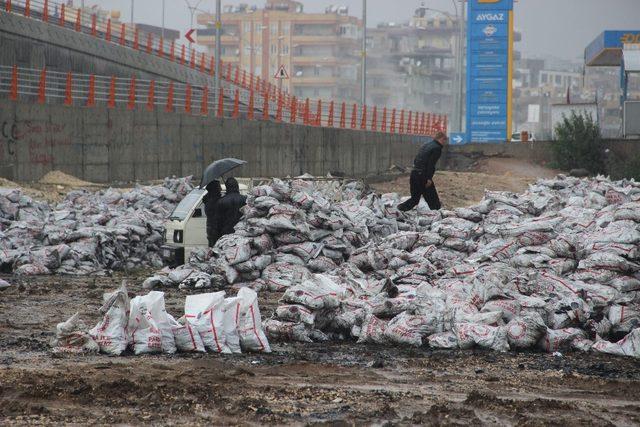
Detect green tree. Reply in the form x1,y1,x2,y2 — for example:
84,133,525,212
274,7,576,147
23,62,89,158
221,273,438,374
552,112,605,174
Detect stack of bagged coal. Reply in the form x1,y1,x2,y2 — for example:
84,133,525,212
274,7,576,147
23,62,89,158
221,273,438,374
144,177,430,290
0,177,193,275
268,175,640,358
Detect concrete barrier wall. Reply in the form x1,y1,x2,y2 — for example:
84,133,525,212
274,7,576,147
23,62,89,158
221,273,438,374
0,100,422,183
0,12,214,86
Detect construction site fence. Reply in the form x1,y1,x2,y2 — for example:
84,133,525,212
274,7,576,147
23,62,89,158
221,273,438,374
0,0,446,136
0,65,448,136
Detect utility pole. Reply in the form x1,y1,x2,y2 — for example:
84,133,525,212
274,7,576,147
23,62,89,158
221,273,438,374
130,0,134,24
457,0,465,133
162,0,165,39
361,0,367,105
214,0,221,98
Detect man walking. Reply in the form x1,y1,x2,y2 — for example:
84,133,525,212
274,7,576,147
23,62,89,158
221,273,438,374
398,131,448,212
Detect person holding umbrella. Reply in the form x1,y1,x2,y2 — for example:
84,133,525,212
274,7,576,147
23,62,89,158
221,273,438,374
203,180,222,247
214,177,247,238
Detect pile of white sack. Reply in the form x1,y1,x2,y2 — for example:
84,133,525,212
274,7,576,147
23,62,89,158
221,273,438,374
51,283,270,355
149,175,640,358
0,177,193,275
143,177,428,290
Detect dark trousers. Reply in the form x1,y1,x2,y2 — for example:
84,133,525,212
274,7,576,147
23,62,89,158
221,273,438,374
207,226,218,247
398,170,442,211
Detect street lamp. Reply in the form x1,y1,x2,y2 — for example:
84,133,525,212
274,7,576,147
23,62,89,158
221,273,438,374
214,0,221,99
361,0,367,105
130,0,134,24
184,0,205,47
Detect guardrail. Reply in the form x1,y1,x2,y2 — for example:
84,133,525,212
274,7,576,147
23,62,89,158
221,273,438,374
0,0,447,136
0,65,448,135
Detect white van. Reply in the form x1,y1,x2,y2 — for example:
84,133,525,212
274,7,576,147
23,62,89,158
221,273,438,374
161,180,251,266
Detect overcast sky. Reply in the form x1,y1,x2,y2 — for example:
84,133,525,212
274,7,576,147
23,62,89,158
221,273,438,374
86,0,639,61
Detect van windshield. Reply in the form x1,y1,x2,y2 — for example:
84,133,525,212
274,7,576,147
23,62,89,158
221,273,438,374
169,189,205,221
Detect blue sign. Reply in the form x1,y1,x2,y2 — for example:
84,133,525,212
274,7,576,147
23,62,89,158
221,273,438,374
466,0,513,143
450,133,467,145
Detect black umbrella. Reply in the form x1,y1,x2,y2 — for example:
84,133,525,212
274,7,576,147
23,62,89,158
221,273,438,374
200,158,247,188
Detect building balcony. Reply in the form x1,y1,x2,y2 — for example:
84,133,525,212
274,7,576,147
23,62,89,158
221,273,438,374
197,34,240,45
291,35,359,45
292,76,357,86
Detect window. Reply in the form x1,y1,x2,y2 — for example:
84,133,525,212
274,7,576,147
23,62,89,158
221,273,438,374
555,75,562,85
244,22,251,33
271,44,277,54
283,45,289,55
314,66,320,76
271,23,278,35
255,22,261,32
255,66,262,75
283,23,290,35
541,74,548,84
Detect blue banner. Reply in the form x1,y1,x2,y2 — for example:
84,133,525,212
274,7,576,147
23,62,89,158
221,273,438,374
466,0,513,143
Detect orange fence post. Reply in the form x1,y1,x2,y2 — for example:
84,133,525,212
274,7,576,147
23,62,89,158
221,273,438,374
25,0,31,17
210,56,215,76
107,76,116,108
381,107,387,132
91,14,96,37
9,65,18,101
241,70,247,88
146,80,155,111
247,88,254,120
75,8,81,32
158,36,164,57
5,0,11,13
200,53,206,73
414,112,420,134
127,76,136,110
165,82,174,112
119,23,126,46
315,100,322,126
443,115,448,133
185,84,192,114
371,106,377,131
226,63,232,81
133,28,139,50
290,96,297,123
190,49,196,69
407,111,413,135
106,18,111,42
217,87,225,118
201,85,209,116
170,42,176,62
350,104,357,129
390,108,396,133
64,72,73,106
327,101,334,127
37,67,46,104
234,67,240,84
419,113,425,134
232,89,240,118
425,114,431,135
360,105,367,130
262,91,269,120
42,0,48,22
399,110,405,134
339,102,346,128
180,45,186,65
59,4,65,27
276,93,283,123
146,34,153,54
86,74,96,107
303,98,310,125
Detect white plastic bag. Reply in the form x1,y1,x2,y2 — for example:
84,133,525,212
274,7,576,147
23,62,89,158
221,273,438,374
90,284,130,356
128,291,177,355
52,313,99,354
236,287,271,353
185,292,230,354
168,314,205,353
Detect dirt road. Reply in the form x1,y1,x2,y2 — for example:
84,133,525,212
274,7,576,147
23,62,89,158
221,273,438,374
1,276,639,425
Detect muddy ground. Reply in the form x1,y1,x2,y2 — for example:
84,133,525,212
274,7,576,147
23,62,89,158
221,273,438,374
1,275,640,426
2,165,640,425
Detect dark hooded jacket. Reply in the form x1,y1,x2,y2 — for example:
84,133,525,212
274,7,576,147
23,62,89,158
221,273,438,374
203,180,222,229
214,177,247,237
413,139,443,180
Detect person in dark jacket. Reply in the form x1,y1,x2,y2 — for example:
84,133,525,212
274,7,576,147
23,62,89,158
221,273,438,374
203,180,222,247
398,131,448,212
214,177,247,238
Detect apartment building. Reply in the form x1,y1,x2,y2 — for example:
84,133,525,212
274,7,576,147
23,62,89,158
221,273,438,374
196,1,362,102
366,6,460,115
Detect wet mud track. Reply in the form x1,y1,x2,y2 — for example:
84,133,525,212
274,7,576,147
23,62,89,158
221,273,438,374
1,275,640,425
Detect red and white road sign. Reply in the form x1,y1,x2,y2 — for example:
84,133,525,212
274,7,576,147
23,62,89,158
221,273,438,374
185,29,195,43
274,65,289,79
